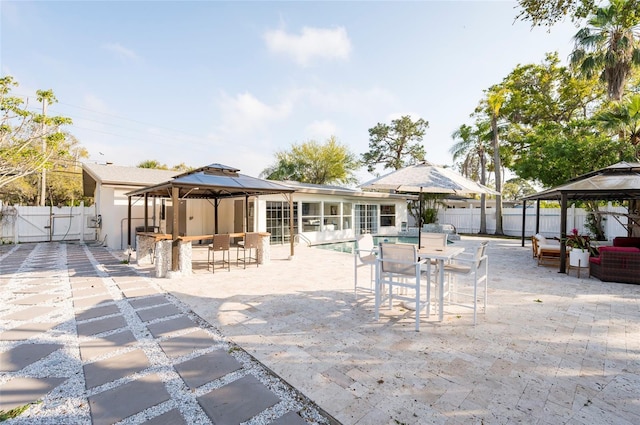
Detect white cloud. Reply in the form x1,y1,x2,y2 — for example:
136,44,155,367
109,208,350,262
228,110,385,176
216,91,293,135
102,42,139,61
82,93,112,114
263,26,351,67
305,120,337,140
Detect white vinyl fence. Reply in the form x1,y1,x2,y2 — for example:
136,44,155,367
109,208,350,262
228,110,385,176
1,200,630,245
439,204,629,240
0,201,98,244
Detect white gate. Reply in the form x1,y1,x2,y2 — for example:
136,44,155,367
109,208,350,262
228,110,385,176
0,202,96,244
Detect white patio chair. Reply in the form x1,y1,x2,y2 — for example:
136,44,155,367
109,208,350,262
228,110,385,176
419,232,448,250
443,241,488,325
419,232,448,301
376,243,430,332
354,233,377,296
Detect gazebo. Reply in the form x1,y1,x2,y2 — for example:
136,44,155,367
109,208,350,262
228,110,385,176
521,161,640,273
125,163,296,273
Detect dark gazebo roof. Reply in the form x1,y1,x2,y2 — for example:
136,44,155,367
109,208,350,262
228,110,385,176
520,161,640,275
522,161,640,202
125,163,295,199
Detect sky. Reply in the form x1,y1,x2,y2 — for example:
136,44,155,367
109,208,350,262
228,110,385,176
1,1,581,184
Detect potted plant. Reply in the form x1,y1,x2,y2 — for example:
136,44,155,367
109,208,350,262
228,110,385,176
565,228,597,267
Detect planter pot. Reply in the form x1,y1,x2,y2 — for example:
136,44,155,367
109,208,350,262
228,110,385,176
569,249,590,268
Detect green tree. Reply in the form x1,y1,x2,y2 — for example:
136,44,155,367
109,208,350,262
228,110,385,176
1,133,90,206
261,136,359,185
596,93,640,158
516,0,598,27
361,115,429,173
510,120,634,187
0,76,72,189
570,0,640,101
137,159,168,169
495,53,610,185
502,177,537,201
500,53,605,126
450,123,491,233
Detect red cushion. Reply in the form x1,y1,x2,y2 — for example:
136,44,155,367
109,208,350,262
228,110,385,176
613,237,640,248
598,246,640,253
589,257,601,265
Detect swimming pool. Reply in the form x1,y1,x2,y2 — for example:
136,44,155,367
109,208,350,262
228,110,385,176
313,236,418,254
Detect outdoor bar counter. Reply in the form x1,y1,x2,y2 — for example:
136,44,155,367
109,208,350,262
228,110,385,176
136,232,271,278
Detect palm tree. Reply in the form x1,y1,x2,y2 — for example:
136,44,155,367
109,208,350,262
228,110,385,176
570,0,640,101
596,94,640,158
486,87,508,235
451,123,491,234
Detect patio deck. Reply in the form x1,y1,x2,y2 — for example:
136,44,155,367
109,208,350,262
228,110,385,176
1,236,639,424
168,237,640,424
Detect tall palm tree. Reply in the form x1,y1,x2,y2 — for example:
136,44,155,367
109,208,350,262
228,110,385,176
451,123,491,234
486,87,508,235
570,0,640,101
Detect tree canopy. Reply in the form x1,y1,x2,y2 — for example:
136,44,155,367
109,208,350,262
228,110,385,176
516,0,597,27
361,115,429,173
136,160,193,171
261,136,359,185
570,0,640,101
0,76,73,190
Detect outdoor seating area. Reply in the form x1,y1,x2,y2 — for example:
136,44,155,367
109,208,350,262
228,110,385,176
1,236,639,424
136,231,269,277
532,233,567,266
589,236,640,284
356,232,488,331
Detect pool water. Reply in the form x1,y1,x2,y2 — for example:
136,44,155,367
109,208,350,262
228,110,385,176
313,236,418,254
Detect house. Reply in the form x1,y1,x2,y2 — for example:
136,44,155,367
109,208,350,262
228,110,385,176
82,162,411,251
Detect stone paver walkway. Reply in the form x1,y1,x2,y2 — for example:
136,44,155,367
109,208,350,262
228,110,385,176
0,242,335,424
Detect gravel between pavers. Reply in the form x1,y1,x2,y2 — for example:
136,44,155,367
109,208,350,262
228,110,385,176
0,242,333,424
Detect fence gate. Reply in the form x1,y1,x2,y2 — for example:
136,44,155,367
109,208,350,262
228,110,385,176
0,203,96,244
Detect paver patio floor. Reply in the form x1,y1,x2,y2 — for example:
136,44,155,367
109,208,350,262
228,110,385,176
1,236,639,424
160,236,640,425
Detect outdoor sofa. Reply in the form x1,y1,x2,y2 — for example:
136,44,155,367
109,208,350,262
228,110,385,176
589,237,640,284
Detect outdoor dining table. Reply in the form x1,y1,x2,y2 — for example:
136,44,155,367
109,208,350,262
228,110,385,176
418,246,466,322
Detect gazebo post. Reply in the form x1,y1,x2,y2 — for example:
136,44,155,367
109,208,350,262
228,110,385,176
289,194,294,258
521,200,526,247
535,200,541,234
559,192,568,273
171,187,180,272
214,198,219,234
144,193,148,232
245,195,250,231
127,196,132,248
418,187,423,248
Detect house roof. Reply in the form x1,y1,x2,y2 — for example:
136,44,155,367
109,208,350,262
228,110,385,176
125,163,295,199
522,161,640,202
281,180,414,200
82,162,179,196
83,162,414,201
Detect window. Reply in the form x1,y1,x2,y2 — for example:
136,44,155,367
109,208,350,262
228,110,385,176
301,202,321,231
380,204,396,227
323,202,340,230
355,204,378,234
266,201,298,244
342,203,352,230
